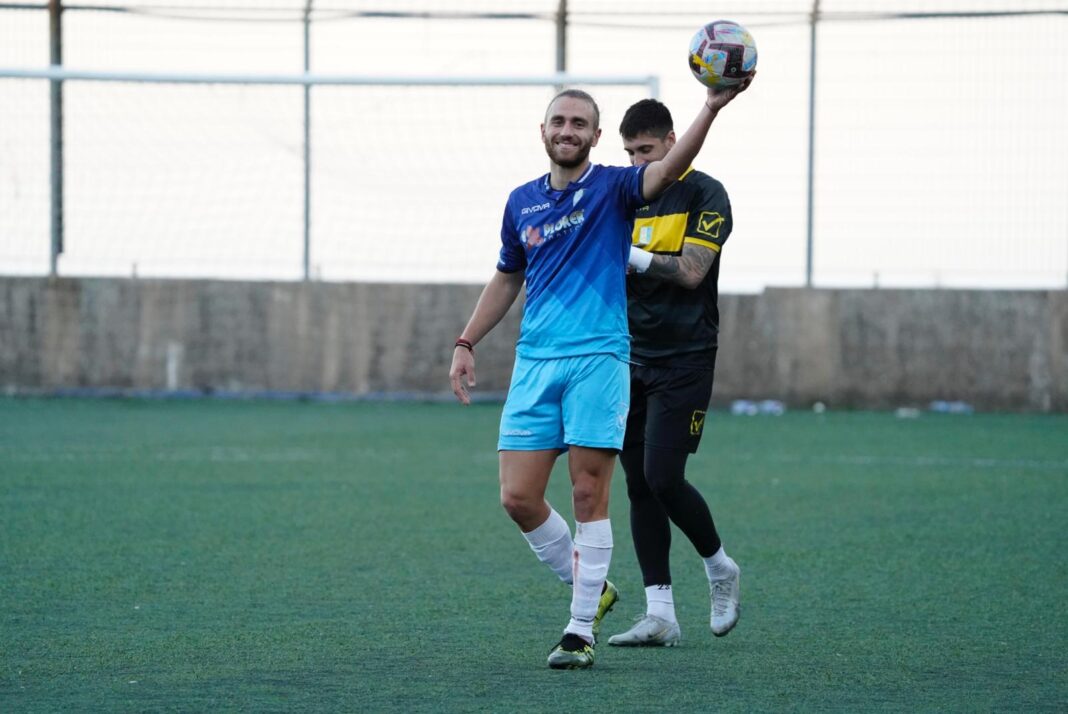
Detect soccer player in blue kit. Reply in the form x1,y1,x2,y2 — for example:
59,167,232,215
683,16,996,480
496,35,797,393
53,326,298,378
449,77,752,669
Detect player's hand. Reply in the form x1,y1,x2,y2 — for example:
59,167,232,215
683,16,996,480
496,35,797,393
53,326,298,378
706,71,755,112
449,347,477,405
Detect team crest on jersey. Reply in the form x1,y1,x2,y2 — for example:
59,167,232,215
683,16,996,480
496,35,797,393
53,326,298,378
689,409,706,436
696,212,725,239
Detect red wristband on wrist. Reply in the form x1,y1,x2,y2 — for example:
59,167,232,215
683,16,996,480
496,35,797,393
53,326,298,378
455,338,474,352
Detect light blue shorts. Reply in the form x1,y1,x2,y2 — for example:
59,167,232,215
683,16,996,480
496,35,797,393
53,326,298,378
498,353,630,452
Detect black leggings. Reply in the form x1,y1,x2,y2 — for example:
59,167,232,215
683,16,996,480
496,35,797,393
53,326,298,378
619,443,721,586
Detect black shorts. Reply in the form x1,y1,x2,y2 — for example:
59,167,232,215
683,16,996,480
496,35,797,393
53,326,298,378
623,356,717,454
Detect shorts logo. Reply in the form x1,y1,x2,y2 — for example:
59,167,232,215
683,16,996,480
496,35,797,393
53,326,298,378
696,212,725,239
689,410,706,436
503,429,534,437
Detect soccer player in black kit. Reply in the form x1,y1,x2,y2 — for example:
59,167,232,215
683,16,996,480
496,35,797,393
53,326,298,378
608,98,740,648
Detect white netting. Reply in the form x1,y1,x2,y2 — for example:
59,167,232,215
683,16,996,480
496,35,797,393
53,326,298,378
1,1,1066,289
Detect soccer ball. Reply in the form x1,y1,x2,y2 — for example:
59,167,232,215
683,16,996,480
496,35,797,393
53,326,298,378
688,20,758,89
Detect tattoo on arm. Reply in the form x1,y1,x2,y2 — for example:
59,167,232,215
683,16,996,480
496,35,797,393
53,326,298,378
646,243,717,289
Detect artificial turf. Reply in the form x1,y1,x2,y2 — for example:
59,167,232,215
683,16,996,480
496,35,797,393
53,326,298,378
1,398,1065,711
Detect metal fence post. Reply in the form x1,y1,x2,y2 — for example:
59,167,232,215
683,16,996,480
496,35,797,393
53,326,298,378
805,0,820,288
49,0,64,277
302,1,313,281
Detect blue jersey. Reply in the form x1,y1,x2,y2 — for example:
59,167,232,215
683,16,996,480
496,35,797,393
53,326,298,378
497,163,647,360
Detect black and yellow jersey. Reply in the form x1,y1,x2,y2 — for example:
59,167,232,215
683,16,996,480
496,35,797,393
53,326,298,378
627,167,732,366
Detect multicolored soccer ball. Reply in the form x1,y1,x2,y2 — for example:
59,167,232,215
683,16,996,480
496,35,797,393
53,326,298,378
688,20,758,89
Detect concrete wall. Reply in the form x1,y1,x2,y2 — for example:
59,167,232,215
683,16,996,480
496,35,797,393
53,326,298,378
717,288,1068,412
1,278,1065,411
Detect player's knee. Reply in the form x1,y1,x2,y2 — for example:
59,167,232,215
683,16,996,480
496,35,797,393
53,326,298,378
643,451,689,501
647,473,687,502
571,481,608,520
620,446,653,500
625,473,654,502
500,488,537,524
640,463,683,501
571,483,594,512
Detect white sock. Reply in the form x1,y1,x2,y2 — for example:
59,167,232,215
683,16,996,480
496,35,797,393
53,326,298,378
565,519,613,642
646,584,676,622
703,546,731,581
521,508,574,584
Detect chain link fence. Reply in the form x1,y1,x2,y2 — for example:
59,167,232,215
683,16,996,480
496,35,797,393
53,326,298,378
2,1,1066,290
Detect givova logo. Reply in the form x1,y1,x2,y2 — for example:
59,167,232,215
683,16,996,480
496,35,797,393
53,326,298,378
521,202,552,215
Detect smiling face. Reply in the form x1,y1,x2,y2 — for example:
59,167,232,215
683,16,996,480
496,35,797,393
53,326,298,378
541,94,601,170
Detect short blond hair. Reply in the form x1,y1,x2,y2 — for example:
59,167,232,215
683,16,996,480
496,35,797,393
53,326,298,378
545,89,600,130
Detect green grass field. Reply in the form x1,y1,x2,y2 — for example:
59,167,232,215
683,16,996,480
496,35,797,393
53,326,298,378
2,398,1066,712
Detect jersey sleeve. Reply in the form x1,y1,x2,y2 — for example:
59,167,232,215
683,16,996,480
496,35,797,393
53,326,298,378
621,164,648,211
683,179,732,252
496,201,527,273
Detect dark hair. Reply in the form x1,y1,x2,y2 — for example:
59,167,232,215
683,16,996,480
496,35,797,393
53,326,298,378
546,88,601,130
619,98,673,140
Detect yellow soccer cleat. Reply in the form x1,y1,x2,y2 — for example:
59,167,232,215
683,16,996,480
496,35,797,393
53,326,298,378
591,579,619,637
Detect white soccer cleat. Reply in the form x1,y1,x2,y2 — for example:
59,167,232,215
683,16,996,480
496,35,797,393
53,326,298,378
710,557,741,637
607,614,681,647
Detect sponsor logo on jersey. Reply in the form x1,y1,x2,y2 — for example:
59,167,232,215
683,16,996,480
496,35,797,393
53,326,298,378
523,225,545,248
638,225,653,246
696,211,725,239
519,209,586,252
541,210,585,240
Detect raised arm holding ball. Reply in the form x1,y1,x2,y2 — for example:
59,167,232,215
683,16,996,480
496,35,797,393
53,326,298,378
448,40,753,669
